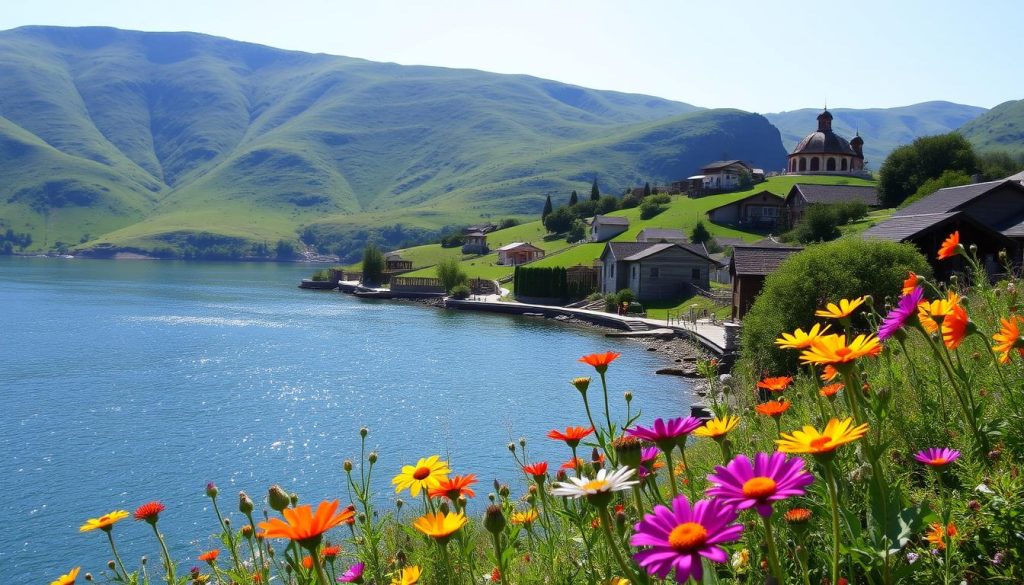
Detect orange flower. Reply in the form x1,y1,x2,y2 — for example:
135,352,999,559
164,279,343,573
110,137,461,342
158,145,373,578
258,500,355,546
819,383,843,398
754,399,791,418
428,474,478,500
993,315,1024,364
756,376,793,392
919,292,969,349
820,365,839,382
799,334,882,366
579,351,621,373
561,457,586,470
322,545,342,559
926,522,958,550
939,305,969,349
133,501,165,524
50,567,80,585
902,271,919,295
547,426,595,448
937,231,960,260
198,549,220,564
815,297,866,319
302,555,315,569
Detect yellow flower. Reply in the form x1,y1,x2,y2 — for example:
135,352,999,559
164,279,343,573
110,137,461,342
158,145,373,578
605,578,631,585
51,567,80,585
412,511,467,541
776,418,868,455
774,323,830,350
814,297,865,319
391,565,421,585
799,333,882,366
509,509,540,525
80,510,129,532
993,315,1024,364
693,415,739,439
392,455,451,497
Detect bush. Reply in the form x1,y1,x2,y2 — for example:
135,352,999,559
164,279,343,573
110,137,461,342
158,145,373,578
649,193,671,205
639,199,664,219
596,195,620,215
619,193,642,209
497,218,519,230
361,244,385,286
543,206,576,234
566,219,587,243
615,289,635,304
832,201,869,224
449,284,471,299
436,257,468,292
740,238,931,374
790,204,842,243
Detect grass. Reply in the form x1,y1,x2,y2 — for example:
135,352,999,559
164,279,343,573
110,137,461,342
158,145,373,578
642,293,731,321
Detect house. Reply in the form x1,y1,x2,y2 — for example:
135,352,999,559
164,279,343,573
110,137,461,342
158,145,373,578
784,184,880,227
862,179,1024,277
636,228,688,244
729,244,803,319
465,223,498,234
497,242,544,266
384,253,413,272
697,160,755,192
598,242,721,301
787,109,867,175
462,231,489,254
706,190,786,230
1006,170,1024,186
590,215,630,242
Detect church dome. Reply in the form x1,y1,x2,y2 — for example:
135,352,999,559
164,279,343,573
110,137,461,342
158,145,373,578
790,109,857,156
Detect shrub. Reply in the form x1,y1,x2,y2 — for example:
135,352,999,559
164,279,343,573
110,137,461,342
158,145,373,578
690,221,712,245
566,219,587,243
596,195,619,215
360,244,385,286
832,201,869,224
615,289,635,305
790,204,842,243
498,218,519,230
543,206,575,234
449,284,471,299
639,199,664,219
619,193,642,209
740,238,931,374
436,257,468,292
649,193,671,205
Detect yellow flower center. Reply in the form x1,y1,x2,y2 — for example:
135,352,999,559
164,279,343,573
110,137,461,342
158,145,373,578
581,479,608,492
810,437,832,451
413,466,432,480
667,522,708,552
741,476,778,499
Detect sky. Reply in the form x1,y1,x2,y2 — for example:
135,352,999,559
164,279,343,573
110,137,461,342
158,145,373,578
2,0,1021,112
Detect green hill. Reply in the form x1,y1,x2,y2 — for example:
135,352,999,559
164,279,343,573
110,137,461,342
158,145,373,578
0,25,792,258
958,99,1024,157
764,101,987,169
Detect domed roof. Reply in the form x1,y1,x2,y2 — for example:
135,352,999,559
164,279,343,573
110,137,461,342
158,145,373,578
789,109,858,157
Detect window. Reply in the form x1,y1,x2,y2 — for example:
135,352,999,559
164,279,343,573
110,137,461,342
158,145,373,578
650,267,659,279
610,264,615,278
691,268,701,280
632,266,637,278
763,206,778,217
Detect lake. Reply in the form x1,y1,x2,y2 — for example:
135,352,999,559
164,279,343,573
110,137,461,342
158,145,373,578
0,257,694,582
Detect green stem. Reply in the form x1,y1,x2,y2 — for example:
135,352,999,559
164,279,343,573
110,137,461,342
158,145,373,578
105,530,130,581
632,484,646,518
211,498,244,576
761,514,784,584
678,445,697,500
662,449,679,498
307,546,331,585
597,505,638,583
823,462,842,585
150,523,176,585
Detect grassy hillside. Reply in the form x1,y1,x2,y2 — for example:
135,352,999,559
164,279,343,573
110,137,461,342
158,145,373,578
765,101,986,169
959,99,1024,157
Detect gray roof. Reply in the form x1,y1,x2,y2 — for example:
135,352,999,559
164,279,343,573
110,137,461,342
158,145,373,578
730,245,802,276
714,237,748,248
601,242,655,261
788,184,879,206
861,212,960,241
594,215,629,226
622,242,721,266
637,228,687,241
1007,170,1024,182
706,190,784,215
895,180,1013,217
701,160,750,172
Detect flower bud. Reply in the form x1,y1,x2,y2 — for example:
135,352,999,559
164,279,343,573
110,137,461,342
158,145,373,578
613,436,644,469
483,504,506,534
457,496,468,509
85,573,93,581
360,426,368,438
358,512,367,523
206,482,219,499
268,485,290,512
289,493,299,507
242,525,253,538
108,561,116,570
141,556,147,566
488,493,496,503
556,470,567,482
571,377,591,394
267,546,275,558
439,501,450,515
396,498,404,510
239,491,255,515
223,518,231,527
519,437,527,448
968,499,981,511
493,479,501,492
343,459,353,472
498,484,510,498
624,391,632,402
368,451,378,464
507,442,516,452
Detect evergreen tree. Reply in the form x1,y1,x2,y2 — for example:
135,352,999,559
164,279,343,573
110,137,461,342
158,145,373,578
542,194,553,220
569,190,578,206
643,182,651,197
690,221,712,245
361,243,385,286
590,178,600,201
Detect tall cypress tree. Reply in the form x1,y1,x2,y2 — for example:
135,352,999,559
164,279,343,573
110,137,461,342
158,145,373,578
643,181,651,197
590,178,600,201
569,190,578,206
542,194,553,220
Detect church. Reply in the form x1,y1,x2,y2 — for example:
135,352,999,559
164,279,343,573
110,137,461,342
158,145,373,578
787,109,866,175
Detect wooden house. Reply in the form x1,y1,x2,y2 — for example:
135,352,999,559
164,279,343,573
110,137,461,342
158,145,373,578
784,184,880,227
599,242,721,301
497,242,544,266
706,190,786,231
729,244,803,319
462,231,489,254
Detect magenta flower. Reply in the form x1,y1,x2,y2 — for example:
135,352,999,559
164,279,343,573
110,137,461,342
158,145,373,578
878,286,924,341
337,562,364,583
638,447,660,479
630,494,744,582
627,417,703,451
706,452,814,518
913,447,961,468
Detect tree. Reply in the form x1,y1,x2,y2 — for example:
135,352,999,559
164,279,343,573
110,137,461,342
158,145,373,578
903,170,973,207
542,194,553,220
878,133,978,207
690,221,712,245
738,169,754,190
436,257,468,292
543,206,576,234
360,243,385,286
596,195,619,215
275,239,297,259
643,182,651,197
740,239,931,373
590,178,600,201
639,199,664,219
567,219,587,243
978,150,1024,180
790,205,841,243
569,190,578,206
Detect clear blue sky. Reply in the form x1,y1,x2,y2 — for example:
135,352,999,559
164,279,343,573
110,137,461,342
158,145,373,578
2,0,1021,112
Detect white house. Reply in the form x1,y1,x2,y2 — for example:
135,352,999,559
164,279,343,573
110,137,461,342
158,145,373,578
496,242,544,266
590,215,629,242
699,160,754,192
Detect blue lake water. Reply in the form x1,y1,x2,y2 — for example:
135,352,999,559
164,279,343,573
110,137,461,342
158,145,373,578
0,257,693,582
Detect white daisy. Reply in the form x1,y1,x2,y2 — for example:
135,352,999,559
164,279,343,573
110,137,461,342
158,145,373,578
551,466,638,499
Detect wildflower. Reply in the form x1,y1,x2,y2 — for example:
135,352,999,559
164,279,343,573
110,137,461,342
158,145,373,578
819,383,843,398
392,455,451,497
302,555,315,569
777,418,869,458
626,417,702,450
560,457,586,470
268,484,291,512
937,231,960,260
50,567,80,585
878,287,924,341
412,511,468,543
258,500,355,547
428,474,477,501
604,578,629,585
571,377,591,393
197,549,219,564
756,376,793,392
800,333,882,366
820,364,839,381
551,467,638,507
775,323,830,349
522,461,548,479
693,415,740,439
905,551,919,564
509,509,539,526
133,501,165,525
913,447,961,468
579,351,620,373
902,271,919,295
338,562,365,583
630,494,744,583
730,549,751,573
784,508,812,525
80,510,129,532
815,297,866,319
390,565,421,585
321,544,341,559
993,315,1024,364
546,426,594,448
754,399,791,418
706,452,814,517
483,505,506,534
612,435,646,468
926,522,957,550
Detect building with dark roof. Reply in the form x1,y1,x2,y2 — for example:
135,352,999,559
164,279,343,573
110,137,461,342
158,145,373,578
706,190,786,230
784,183,880,227
636,228,688,244
787,110,866,176
729,244,803,319
590,215,630,242
598,242,721,301
694,160,754,193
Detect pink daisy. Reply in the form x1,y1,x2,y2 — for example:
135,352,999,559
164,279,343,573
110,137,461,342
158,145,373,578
705,452,814,518
913,447,961,468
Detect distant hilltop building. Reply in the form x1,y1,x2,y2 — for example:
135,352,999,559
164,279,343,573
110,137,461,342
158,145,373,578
787,109,866,176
